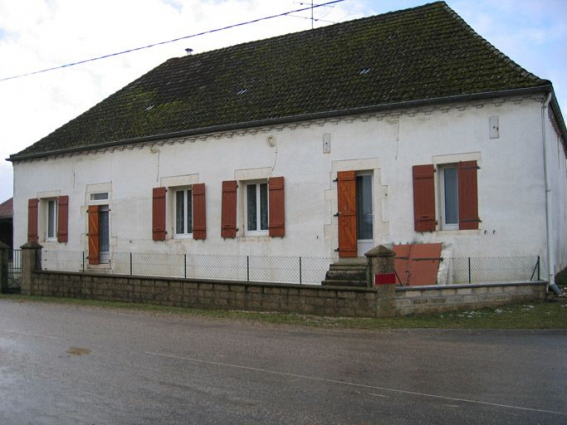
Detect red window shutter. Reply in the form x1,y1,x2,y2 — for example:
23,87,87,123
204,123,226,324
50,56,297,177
413,164,436,232
221,180,238,239
337,171,357,258
152,187,167,241
458,160,480,230
268,177,285,237
193,183,206,240
88,205,100,265
27,198,39,243
57,195,69,243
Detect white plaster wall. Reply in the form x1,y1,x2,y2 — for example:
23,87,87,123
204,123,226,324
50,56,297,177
13,96,555,271
544,109,567,276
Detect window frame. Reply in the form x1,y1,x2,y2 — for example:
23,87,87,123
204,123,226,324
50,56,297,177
244,181,269,236
438,164,460,230
45,198,58,242
173,187,193,239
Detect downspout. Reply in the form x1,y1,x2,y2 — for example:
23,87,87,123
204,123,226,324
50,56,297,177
541,92,563,295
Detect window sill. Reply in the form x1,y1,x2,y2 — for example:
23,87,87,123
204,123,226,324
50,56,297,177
435,229,482,236
42,240,60,246
173,234,194,240
165,238,196,245
238,235,271,242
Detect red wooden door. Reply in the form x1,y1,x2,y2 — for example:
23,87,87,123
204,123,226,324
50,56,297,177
88,205,100,265
337,171,357,258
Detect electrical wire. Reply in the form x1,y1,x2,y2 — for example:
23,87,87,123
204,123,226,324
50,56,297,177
0,0,344,83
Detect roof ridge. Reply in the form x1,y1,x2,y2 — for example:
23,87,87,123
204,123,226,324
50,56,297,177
172,1,449,63
440,1,546,84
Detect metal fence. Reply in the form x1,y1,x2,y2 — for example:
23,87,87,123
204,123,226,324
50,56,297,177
41,250,541,287
42,250,333,285
1,249,22,293
396,255,541,286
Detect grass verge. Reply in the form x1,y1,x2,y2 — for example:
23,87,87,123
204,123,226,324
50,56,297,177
1,293,566,330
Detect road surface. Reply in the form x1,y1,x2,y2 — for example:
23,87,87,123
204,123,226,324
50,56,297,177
0,299,566,424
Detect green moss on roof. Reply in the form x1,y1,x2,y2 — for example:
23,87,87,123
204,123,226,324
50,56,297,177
14,1,550,158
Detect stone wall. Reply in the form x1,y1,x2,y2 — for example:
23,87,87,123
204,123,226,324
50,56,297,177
29,270,381,317
18,243,549,318
395,282,547,315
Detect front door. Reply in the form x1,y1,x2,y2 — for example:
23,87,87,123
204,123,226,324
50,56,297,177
337,171,374,258
356,173,373,256
88,204,110,265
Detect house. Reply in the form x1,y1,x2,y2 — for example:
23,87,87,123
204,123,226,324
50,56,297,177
8,2,567,287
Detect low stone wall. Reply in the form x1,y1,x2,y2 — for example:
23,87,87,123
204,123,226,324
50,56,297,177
395,282,547,315
28,270,381,317
17,243,549,318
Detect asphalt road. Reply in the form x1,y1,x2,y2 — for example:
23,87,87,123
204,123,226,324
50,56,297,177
0,299,566,425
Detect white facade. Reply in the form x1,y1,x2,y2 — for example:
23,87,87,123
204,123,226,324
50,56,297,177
12,94,567,278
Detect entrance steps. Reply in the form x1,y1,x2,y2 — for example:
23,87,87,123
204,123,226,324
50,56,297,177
321,258,369,287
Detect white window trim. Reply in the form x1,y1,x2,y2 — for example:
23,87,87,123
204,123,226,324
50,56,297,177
244,180,269,236
45,199,58,242
173,187,193,239
438,165,459,231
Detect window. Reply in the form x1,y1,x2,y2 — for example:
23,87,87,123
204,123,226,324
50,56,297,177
221,177,284,238
90,192,109,201
152,184,206,241
412,161,479,232
440,165,459,230
28,196,68,243
175,188,193,237
46,199,57,241
245,182,268,235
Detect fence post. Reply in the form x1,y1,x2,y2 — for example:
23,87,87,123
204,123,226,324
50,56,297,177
20,242,43,295
130,253,133,276
0,241,8,293
299,257,302,285
247,256,250,282
184,254,187,279
468,257,471,284
537,256,540,281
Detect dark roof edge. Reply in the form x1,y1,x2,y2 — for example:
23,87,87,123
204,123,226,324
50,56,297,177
8,85,560,162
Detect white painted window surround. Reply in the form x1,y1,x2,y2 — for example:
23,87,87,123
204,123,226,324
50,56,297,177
46,199,58,241
245,181,269,236
439,165,459,230
174,188,193,238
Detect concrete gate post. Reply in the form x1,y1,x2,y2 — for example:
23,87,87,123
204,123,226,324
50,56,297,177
365,245,397,317
0,241,9,293
20,242,43,295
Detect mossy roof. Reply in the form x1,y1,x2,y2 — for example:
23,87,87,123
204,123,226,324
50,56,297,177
12,1,555,159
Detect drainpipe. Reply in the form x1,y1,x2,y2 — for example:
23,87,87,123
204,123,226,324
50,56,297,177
541,92,562,296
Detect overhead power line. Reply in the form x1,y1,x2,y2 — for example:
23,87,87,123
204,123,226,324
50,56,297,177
0,0,344,83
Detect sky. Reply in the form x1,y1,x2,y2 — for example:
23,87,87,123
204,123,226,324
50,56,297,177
0,0,566,203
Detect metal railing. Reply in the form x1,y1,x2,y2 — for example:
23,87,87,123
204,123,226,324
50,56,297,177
42,250,542,287
1,249,22,293
42,250,333,286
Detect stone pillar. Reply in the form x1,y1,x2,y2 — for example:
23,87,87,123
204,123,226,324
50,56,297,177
365,245,397,317
20,242,43,295
0,241,9,293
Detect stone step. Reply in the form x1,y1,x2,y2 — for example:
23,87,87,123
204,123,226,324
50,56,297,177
325,270,367,281
330,264,367,270
321,279,369,288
